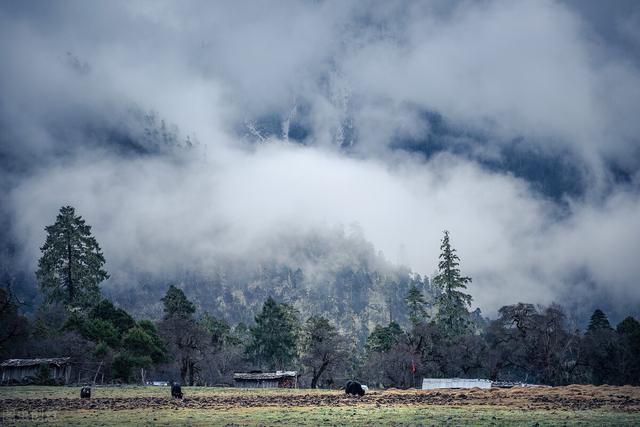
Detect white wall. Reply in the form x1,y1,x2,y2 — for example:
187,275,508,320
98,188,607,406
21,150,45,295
421,378,492,390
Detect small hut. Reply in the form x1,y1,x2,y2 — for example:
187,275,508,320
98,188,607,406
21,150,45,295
1,357,72,384
233,371,297,388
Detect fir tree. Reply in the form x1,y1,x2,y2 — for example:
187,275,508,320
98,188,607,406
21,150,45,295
433,230,472,337
89,299,136,335
122,322,168,365
366,321,404,352
199,312,231,348
158,285,204,385
161,285,195,319
246,297,300,370
617,316,640,336
587,309,612,333
36,206,108,309
405,284,428,325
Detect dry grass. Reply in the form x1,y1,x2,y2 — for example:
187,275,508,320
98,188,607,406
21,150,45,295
1,385,639,426
2,405,640,426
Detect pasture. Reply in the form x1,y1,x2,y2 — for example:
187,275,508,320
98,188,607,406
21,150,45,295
1,385,639,426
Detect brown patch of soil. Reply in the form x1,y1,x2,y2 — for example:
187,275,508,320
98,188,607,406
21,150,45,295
1,385,639,413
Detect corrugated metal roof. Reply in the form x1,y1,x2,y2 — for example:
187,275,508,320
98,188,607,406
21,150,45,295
1,357,72,367
233,371,297,380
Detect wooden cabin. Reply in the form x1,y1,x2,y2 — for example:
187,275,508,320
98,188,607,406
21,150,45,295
233,371,297,388
1,357,72,384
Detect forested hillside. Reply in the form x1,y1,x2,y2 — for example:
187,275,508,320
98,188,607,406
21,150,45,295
105,228,433,346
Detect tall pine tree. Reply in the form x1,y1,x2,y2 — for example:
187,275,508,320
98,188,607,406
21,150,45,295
246,297,300,370
433,230,472,337
158,285,205,385
405,284,428,325
161,285,196,319
587,309,612,332
36,206,108,309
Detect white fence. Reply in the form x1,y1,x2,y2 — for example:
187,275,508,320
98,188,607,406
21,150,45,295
421,378,492,390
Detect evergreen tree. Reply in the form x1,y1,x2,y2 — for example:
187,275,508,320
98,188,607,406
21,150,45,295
301,316,345,388
161,285,195,319
405,284,428,325
89,299,136,335
366,321,404,353
587,309,612,332
584,309,619,384
616,316,640,385
199,312,231,348
36,206,108,309
122,322,168,365
617,316,640,336
158,285,206,385
246,297,300,370
433,230,472,337
0,287,29,357
79,317,120,348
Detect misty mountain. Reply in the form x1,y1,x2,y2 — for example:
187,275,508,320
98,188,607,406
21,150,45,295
2,0,640,334
104,228,433,345
241,109,591,200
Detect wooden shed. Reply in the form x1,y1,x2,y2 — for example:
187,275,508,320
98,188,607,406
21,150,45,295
233,371,297,388
1,357,72,384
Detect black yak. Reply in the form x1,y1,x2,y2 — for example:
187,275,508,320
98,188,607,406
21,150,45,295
80,386,91,398
345,380,365,396
171,382,183,399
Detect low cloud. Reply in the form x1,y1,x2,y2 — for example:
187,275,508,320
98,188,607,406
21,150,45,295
8,142,640,316
2,1,640,318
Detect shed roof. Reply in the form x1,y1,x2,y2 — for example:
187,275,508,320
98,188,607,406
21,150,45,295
1,357,72,368
233,371,297,380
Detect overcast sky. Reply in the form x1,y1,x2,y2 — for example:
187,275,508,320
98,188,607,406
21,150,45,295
1,0,639,317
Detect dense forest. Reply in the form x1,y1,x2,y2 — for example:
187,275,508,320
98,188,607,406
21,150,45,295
1,206,639,388
102,227,430,348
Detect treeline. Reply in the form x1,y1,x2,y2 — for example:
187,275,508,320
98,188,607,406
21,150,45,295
361,304,640,387
1,206,639,387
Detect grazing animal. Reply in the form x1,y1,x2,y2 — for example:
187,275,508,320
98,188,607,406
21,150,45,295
345,380,365,396
171,382,183,399
80,386,91,398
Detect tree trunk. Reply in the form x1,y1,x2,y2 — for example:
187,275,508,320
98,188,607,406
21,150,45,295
311,361,329,389
67,235,74,303
180,359,188,385
188,361,196,386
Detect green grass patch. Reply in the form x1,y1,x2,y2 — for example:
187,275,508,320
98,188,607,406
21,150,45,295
2,386,639,426
0,385,332,400
2,405,639,426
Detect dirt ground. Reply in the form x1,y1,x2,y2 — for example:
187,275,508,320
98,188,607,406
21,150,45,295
1,384,639,413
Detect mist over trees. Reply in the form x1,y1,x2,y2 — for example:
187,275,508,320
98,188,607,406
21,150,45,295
100,227,432,347
2,1,640,364
1,207,639,388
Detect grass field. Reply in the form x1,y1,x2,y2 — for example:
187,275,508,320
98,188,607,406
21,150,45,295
1,385,639,426
0,385,325,399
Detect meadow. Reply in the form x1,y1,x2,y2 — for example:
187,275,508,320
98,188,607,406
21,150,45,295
1,385,639,426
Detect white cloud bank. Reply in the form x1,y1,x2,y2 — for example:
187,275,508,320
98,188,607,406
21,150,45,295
1,0,640,316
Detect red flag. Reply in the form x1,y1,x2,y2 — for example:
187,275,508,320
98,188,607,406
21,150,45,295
411,360,417,374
